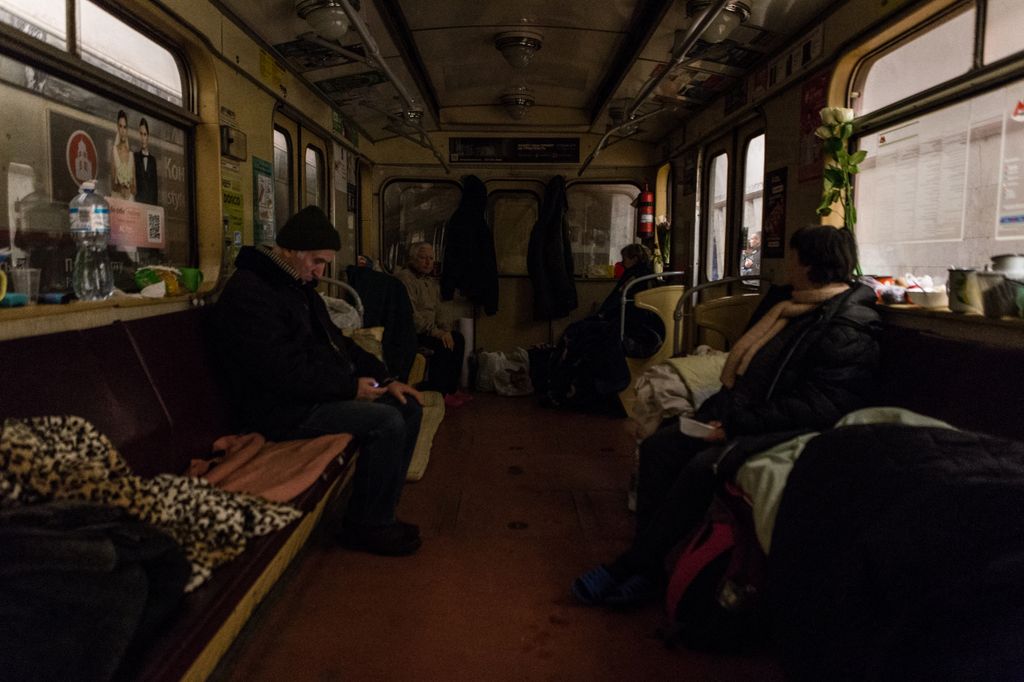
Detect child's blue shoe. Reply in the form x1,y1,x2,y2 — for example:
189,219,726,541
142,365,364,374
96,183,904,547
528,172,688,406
603,573,660,609
571,565,619,606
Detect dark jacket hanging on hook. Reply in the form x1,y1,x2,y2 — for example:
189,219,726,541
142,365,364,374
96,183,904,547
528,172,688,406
440,175,499,315
528,175,578,320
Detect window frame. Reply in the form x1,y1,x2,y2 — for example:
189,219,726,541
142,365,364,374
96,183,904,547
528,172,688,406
0,4,200,287
564,179,642,279
703,150,730,282
843,0,1024,283
739,131,766,278
378,177,461,274
847,0,1024,139
303,143,325,210
272,125,294,240
0,2,194,120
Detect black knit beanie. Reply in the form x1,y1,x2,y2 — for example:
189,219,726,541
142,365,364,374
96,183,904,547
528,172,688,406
275,206,340,251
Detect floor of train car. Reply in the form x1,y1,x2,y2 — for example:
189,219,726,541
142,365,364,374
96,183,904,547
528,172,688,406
214,393,783,681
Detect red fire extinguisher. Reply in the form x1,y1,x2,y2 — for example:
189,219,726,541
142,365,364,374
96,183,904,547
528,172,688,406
637,182,654,238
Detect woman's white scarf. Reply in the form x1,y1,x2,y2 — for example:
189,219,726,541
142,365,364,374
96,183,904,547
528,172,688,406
719,283,850,388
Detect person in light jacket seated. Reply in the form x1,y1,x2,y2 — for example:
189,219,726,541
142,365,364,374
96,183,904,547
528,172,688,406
395,241,470,408
572,225,881,607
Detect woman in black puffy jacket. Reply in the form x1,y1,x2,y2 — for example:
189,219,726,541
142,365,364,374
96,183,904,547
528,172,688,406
572,225,881,608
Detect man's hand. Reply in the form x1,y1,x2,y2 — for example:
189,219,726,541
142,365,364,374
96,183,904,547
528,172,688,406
386,380,425,406
703,419,727,443
356,377,387,401
434,329,455,350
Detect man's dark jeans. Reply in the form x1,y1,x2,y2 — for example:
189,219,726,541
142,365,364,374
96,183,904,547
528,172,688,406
286,394,422,528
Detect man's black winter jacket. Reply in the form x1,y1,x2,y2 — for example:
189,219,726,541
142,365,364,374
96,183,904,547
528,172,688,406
215,246,387,439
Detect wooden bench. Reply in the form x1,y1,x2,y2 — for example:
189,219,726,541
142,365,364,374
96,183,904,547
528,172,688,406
0,306,356,681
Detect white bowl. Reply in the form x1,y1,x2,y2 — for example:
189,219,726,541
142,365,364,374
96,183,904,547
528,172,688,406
906,289,948,309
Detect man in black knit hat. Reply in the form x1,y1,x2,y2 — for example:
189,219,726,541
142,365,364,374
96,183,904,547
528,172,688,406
215,206,424,556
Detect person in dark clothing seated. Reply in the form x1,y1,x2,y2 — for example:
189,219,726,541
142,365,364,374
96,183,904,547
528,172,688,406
542,244,662,412
395,241,470,407
572,225,881,606
595,243,655,320
215,206,425,557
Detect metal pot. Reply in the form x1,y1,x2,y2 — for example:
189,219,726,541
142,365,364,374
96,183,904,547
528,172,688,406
991,254,1024,279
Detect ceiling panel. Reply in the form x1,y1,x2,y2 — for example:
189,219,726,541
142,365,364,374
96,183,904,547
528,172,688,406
216,0,839,146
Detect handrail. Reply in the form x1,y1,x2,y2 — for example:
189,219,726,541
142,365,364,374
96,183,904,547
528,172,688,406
577,108,665,177
618,270,688,341
672,275,771,355
319,275,365,321
578,0,730,176
311,0,450,173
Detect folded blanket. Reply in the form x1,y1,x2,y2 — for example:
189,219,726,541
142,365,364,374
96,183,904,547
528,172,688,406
631,347,727,440
189,432,351,502
1,416,301,592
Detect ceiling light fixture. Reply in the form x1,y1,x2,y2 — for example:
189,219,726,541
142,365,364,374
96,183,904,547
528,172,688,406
297,0,356,42
500,82,535,120
685,1,751,44
494,31,544,69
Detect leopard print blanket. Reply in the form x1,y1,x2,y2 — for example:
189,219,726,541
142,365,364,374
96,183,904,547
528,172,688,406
0,416,302,592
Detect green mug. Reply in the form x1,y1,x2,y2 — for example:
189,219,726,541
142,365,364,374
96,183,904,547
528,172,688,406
180,267,204,293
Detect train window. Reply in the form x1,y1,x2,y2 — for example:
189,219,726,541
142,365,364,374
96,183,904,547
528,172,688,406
565,183,639,278
0,0,65,48
655,163,672,268
380,180,460,273
740,134,765,277
304,145,324,210
856,79,1024,280
486,190,538,275
1,53,191,294
0,1,184,106
706,153,728,281
855,5,974,116
984,0,1024,64
272,127,292,240
853,1,1024,281
79,1,183,105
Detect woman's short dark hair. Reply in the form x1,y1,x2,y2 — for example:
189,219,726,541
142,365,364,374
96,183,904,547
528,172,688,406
620,243,651,264
789,225,858,284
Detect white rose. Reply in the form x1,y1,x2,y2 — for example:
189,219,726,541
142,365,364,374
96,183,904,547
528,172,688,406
835,107,855,123
814,125,833,140
820,107,837,125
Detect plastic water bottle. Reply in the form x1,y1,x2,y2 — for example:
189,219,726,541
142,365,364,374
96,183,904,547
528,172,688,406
69,180,114,300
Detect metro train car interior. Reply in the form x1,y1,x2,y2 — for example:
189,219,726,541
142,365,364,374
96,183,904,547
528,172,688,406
2,0,1024,679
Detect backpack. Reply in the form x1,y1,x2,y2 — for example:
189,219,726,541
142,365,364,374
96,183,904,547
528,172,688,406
662,482,768,652
542,317,630,413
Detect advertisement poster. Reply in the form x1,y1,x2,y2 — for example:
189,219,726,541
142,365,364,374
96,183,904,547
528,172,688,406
253,156,275,244
48,108,185,253
222,161,244,266
107,197,165,248
997,93,1024,238
798,70,830,182
763,167,787,258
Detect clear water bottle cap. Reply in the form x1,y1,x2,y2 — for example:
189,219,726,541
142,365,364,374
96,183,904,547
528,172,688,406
80,180,96,192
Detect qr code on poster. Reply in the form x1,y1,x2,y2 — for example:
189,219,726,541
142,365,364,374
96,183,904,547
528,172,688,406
147,212,163,243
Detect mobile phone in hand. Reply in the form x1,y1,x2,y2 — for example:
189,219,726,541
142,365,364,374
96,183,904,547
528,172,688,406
678,416,717,439
374,377,396,388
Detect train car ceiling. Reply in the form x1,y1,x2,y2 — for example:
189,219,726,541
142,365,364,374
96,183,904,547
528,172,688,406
215,0,837,152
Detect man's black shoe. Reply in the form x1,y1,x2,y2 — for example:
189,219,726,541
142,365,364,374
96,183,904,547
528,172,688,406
395,518,420,538
337,523,422,556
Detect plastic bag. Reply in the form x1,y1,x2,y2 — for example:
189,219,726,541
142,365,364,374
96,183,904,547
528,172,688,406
322,293,362,331
493,347,533,397
475,349,534,396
